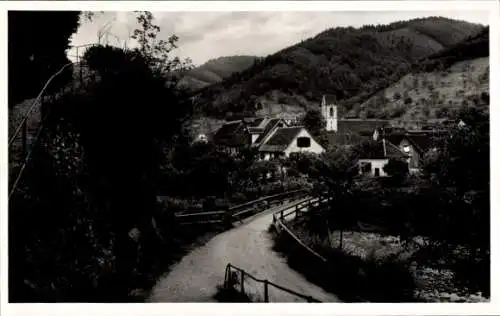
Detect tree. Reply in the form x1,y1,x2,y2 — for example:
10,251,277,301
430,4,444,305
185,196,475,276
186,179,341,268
8,11,81,105
419,105,489,295
302,148,359,249
300,109,329,147
9,11,194,301
383,158,409,183
131,11,192,86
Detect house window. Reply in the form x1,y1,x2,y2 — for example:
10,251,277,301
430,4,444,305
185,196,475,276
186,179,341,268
360,162,372,173
297,137,311,148
374,168,380,177
403,145,411,153
329,107,334,117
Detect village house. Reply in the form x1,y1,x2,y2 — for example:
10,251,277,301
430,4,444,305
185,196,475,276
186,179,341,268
258,126,325,160
357,139,409,177
212,116,325,159
373,127,438,173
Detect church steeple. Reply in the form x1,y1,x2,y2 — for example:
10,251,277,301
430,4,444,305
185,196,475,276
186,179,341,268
321,95,338,132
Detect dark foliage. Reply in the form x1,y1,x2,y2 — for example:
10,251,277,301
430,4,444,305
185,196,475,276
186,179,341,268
300,109,329,147
272,228,417,302
416,27,489,72
382,157,409,184
8,39,193,301
8,11,81,106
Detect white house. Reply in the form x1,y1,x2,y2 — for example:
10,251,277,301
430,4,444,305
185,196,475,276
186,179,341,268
258,126,325,160
358,139,409,177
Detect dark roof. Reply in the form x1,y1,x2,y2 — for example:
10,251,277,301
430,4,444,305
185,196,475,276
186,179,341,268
327,132,367,147
213,121,241,140
406,134,435,153
247,127,264,134
385,132,435,155
213,121,249,147
248,117,265,127
385,141,408,159
322,95,337,105
259,127,303,152
375,126,408,135
359,140,408,160
338,119,390,136
254,118,282,144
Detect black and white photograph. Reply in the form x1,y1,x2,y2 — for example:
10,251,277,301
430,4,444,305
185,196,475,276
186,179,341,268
2,0,496,311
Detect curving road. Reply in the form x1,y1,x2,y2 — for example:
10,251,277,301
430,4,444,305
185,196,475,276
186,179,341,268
148,199,339,302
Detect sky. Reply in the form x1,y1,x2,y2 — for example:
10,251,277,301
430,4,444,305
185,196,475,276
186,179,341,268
68,11,489,66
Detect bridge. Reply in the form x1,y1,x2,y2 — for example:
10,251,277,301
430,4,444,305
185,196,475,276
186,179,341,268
149,196,339,303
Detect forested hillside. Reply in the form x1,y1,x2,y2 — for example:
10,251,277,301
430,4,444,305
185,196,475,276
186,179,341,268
192,17,484,119
352,27,489,122
179,55,259,91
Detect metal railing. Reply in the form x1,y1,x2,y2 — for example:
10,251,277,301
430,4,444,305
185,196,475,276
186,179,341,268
174,189,309,225
223,263,321,302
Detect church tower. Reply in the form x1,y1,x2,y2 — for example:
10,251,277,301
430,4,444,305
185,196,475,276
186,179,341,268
321,95,338,132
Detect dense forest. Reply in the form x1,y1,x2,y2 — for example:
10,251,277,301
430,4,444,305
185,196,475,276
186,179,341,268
179,55,260,91
417,26,489,71
191,16,485,119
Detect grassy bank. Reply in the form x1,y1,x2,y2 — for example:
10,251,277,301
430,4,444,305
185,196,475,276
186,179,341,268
270,220,488,302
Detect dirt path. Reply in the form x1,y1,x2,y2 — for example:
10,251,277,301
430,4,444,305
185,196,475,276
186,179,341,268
148,200,339,302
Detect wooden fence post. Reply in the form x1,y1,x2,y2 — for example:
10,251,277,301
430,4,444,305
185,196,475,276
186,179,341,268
227,265,232,289
264,280,269,302
240,270,245,294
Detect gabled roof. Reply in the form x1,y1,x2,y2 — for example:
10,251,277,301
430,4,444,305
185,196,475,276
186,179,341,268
385,131,436,155
338,119,390,136
359,140,408,160
406,134,435,153
248,117,265,127
247,127,264,134
259,126,303,152
253,118,283,144
213,121,241,140
327,132,367,147
212,121,249,147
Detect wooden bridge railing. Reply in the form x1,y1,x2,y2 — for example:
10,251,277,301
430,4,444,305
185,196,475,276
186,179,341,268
272,195,330,262
174,189,309,225
223,263,321,303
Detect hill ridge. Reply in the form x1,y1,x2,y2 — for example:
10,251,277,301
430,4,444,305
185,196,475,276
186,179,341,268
191,16,486,120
